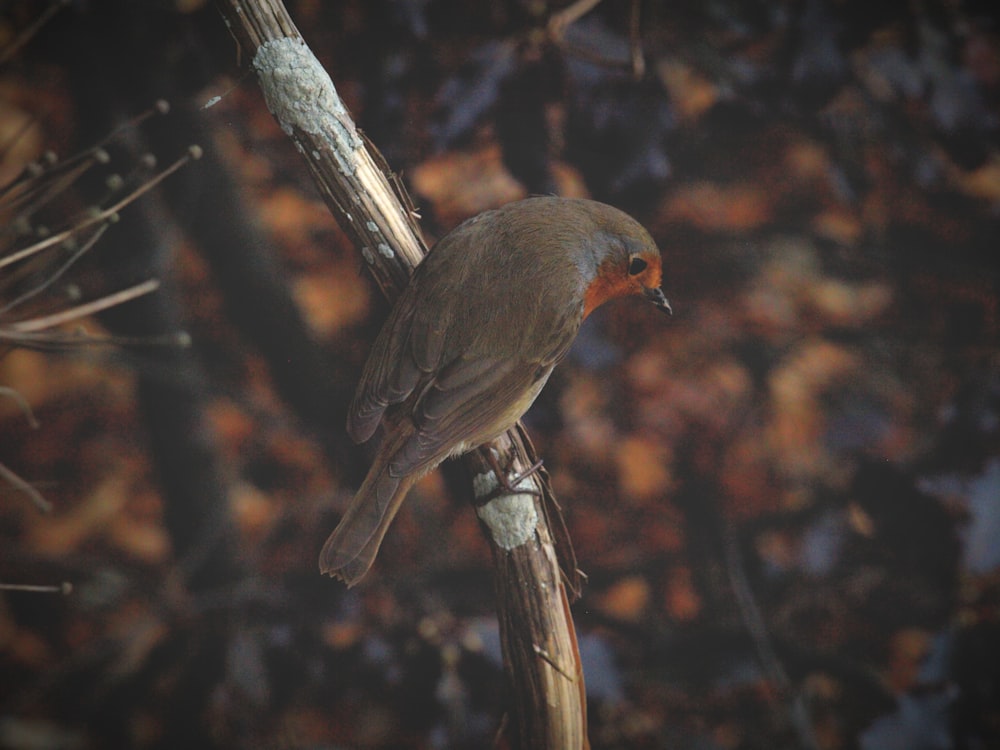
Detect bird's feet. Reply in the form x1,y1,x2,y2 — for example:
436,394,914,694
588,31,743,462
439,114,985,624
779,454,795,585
476,448,544,504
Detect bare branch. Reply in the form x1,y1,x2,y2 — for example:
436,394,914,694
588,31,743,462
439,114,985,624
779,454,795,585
0,461,53,513
0,581,72,595
0,0,70,66
0,145,202,271
5,278,160,333
0,386,40,428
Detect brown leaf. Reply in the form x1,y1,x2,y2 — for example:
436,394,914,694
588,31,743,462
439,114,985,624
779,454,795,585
660,182,773,232
595,575,651,622
293,266,371,337
656,60,718,123
411,143,527,227
615,436,672,503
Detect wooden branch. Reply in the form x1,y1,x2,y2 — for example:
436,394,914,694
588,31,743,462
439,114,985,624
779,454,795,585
213,2,588,747
218,5,423,296
469,431,588,749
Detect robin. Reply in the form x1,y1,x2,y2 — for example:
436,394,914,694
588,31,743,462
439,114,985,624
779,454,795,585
320,196,671,584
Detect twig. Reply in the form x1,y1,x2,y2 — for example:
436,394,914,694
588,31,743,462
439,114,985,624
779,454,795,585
724,524,820,750
0,149,105,219
549,0,604,38
629,0,645,79
0,100,169,210
0,581,72,594
0,223,110,315
533,643,577,681
0,461,53,513
0,327,188,352
5,278,160,333
0,145,202,271
0,0,70,66
0,385,40,428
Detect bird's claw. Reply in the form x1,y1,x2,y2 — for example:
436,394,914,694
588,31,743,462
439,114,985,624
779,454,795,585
478,450,544,503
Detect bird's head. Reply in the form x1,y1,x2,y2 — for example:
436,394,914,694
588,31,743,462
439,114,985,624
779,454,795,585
579,201,671,319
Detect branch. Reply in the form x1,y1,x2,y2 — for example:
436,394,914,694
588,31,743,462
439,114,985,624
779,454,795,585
4,278,160,333
214,2,588,746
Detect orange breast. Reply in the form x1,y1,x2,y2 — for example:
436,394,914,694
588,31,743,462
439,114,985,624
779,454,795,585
583,271,634,319
582,255,662,318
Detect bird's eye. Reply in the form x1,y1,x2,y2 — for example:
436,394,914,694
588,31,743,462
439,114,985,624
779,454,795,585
628,257,648,276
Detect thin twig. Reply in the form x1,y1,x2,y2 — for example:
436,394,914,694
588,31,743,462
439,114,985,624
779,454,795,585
0,462,52,513
724,524,821,750
90,100,171,153
549,0,604,38
0,146,202,271
629,0,645,79
5,279,160,333
0,327,188,352
0,385,40,428
0,581,73,595
0,100,169,203
0,0,70,66
0,223,110,315
532,643,576,681
0,150,105,219
0,115,40,165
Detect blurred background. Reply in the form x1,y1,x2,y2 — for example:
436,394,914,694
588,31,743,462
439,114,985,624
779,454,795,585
1,1,998,748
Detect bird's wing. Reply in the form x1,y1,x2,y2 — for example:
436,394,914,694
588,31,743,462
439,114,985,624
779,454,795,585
349,219,586,455
387,352,553,478
347,283,449,444
384,276,587,476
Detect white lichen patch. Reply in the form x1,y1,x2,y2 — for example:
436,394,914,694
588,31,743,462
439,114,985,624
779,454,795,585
474,472,537,550
252,37,362,173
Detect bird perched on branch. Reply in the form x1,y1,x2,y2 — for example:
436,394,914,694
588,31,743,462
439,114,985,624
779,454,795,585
320,196,671,585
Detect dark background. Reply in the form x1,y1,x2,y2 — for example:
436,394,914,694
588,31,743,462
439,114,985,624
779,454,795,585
1,1,998,748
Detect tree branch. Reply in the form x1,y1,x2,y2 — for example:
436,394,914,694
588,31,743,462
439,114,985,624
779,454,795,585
213,1,588,746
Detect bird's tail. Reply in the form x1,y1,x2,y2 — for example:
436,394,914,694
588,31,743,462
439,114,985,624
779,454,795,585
319,444,417,586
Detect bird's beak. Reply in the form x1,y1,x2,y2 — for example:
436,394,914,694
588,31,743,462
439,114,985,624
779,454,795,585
643,286,672,315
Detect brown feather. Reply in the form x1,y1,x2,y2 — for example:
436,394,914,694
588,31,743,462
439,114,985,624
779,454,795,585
319,424,418,584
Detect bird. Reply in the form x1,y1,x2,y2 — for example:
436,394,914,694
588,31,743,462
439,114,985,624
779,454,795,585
320,196,671,585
